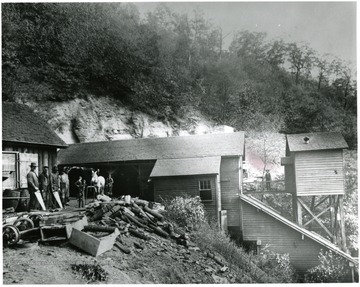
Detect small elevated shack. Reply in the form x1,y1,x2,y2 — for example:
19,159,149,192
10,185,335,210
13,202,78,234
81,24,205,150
281,132,349,249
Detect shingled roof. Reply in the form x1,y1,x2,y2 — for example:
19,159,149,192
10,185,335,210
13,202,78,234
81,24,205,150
150,157,221,177
58,132,245,165
287,132,348,152
2,102,67,148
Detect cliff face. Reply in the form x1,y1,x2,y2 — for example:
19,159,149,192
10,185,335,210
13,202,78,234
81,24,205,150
18,96,234,144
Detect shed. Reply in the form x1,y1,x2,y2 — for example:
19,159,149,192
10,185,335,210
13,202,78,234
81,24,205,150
281,132,348,197
240,195,357,281
2,102,67,190
58,132,245,230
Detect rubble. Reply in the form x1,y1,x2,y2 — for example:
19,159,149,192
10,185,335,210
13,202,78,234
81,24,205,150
3,194,238,284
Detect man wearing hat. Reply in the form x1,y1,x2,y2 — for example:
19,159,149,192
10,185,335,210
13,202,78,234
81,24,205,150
27,162,40,211
39,165,50,209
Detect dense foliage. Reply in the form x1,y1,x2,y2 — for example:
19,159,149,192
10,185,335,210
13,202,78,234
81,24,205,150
2,2,357,147
304,249,347,283
163,195,206,229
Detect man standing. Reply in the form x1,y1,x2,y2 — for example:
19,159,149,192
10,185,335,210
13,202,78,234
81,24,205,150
27,162,40,211
75,176,85,208
105,174,114,196
265,169,272,191
39,166,50,209
50,166,60,208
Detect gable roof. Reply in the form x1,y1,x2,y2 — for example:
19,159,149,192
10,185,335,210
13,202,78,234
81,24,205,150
58,132,245,165
240,194,357,265
150,156,221,178
287,132,348,152
2,102,67,148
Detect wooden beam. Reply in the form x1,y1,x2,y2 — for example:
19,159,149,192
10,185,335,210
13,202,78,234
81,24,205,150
303,205,332,227
243,190,292,195
302,195,329,217
298,198,333,238
329,195,335,241
338,195,347,252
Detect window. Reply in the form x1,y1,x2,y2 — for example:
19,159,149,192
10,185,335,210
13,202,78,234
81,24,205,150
199,180,212,201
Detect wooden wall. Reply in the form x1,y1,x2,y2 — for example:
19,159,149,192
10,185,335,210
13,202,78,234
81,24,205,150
153,175,218,221
2,142,58,175
220,156,241,227
295,150,345,196
241,200,352,281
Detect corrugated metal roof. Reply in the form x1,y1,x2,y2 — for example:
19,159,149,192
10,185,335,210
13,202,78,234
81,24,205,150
58,132,245,165
150,156,221,177
2,102,67,148
240,194,357,265
287,132,348,152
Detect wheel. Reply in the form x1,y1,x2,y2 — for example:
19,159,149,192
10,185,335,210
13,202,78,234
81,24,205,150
3,225,20,246
28,214,43,227
13,218,34,231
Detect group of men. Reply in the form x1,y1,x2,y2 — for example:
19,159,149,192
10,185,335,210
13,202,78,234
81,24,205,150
26,162,70,211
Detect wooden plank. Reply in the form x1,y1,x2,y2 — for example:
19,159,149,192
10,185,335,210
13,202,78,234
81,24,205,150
303,205,332,227
69,227,120,257
298,198,333,238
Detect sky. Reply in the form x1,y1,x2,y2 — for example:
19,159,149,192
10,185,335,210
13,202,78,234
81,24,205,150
134,1,357,65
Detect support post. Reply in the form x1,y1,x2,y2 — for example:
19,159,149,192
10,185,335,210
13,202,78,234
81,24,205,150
296,199,303,226
329,195,336,243
215,174,222,229
338,195,347,252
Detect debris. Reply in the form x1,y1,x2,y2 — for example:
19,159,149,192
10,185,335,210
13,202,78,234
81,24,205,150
212,274,229,284
114,242,131,254
134,242,144,250
69,227,120,257
71,263,108,282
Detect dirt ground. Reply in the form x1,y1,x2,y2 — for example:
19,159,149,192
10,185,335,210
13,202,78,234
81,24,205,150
2,198,235,284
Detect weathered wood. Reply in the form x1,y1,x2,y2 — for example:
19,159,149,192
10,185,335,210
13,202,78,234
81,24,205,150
338,195,347,252
298,198,333,238
69,227,120,257
114,242,131,254
143,206,164,221
303,205,332,227
128,227,150,241
83,225,116,233
148,223,169,238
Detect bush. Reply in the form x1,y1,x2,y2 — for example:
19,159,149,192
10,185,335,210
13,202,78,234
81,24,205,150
254,245,297,283
304,249,347,283
191,221,296,283
163,196,205,229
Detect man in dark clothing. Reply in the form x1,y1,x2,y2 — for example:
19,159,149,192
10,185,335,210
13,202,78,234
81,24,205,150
39,166,50,209
27,162,40,211
105,174,114,196
75,176,85,208
50,166,60,209
265,169,272,191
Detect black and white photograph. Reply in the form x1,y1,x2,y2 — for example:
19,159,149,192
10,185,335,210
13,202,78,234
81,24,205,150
1,1,358,284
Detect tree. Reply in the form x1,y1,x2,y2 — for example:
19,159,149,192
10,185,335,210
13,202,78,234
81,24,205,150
287,42,314,85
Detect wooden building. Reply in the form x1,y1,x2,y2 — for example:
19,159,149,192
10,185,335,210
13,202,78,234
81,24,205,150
2,103,67,190
57,132,245,229
281,132,349,249
240,195,357,282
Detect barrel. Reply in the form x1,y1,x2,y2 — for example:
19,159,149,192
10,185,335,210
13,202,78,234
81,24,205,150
2,189,20,209
17,188,30,212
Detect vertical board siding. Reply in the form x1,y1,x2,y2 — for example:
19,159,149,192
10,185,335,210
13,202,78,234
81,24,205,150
2,143,58,177
154,175,217,221
220,157,241,226
295,150,344,196
241,202,352,281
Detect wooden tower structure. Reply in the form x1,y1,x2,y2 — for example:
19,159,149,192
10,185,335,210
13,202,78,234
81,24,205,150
281,132,349,251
